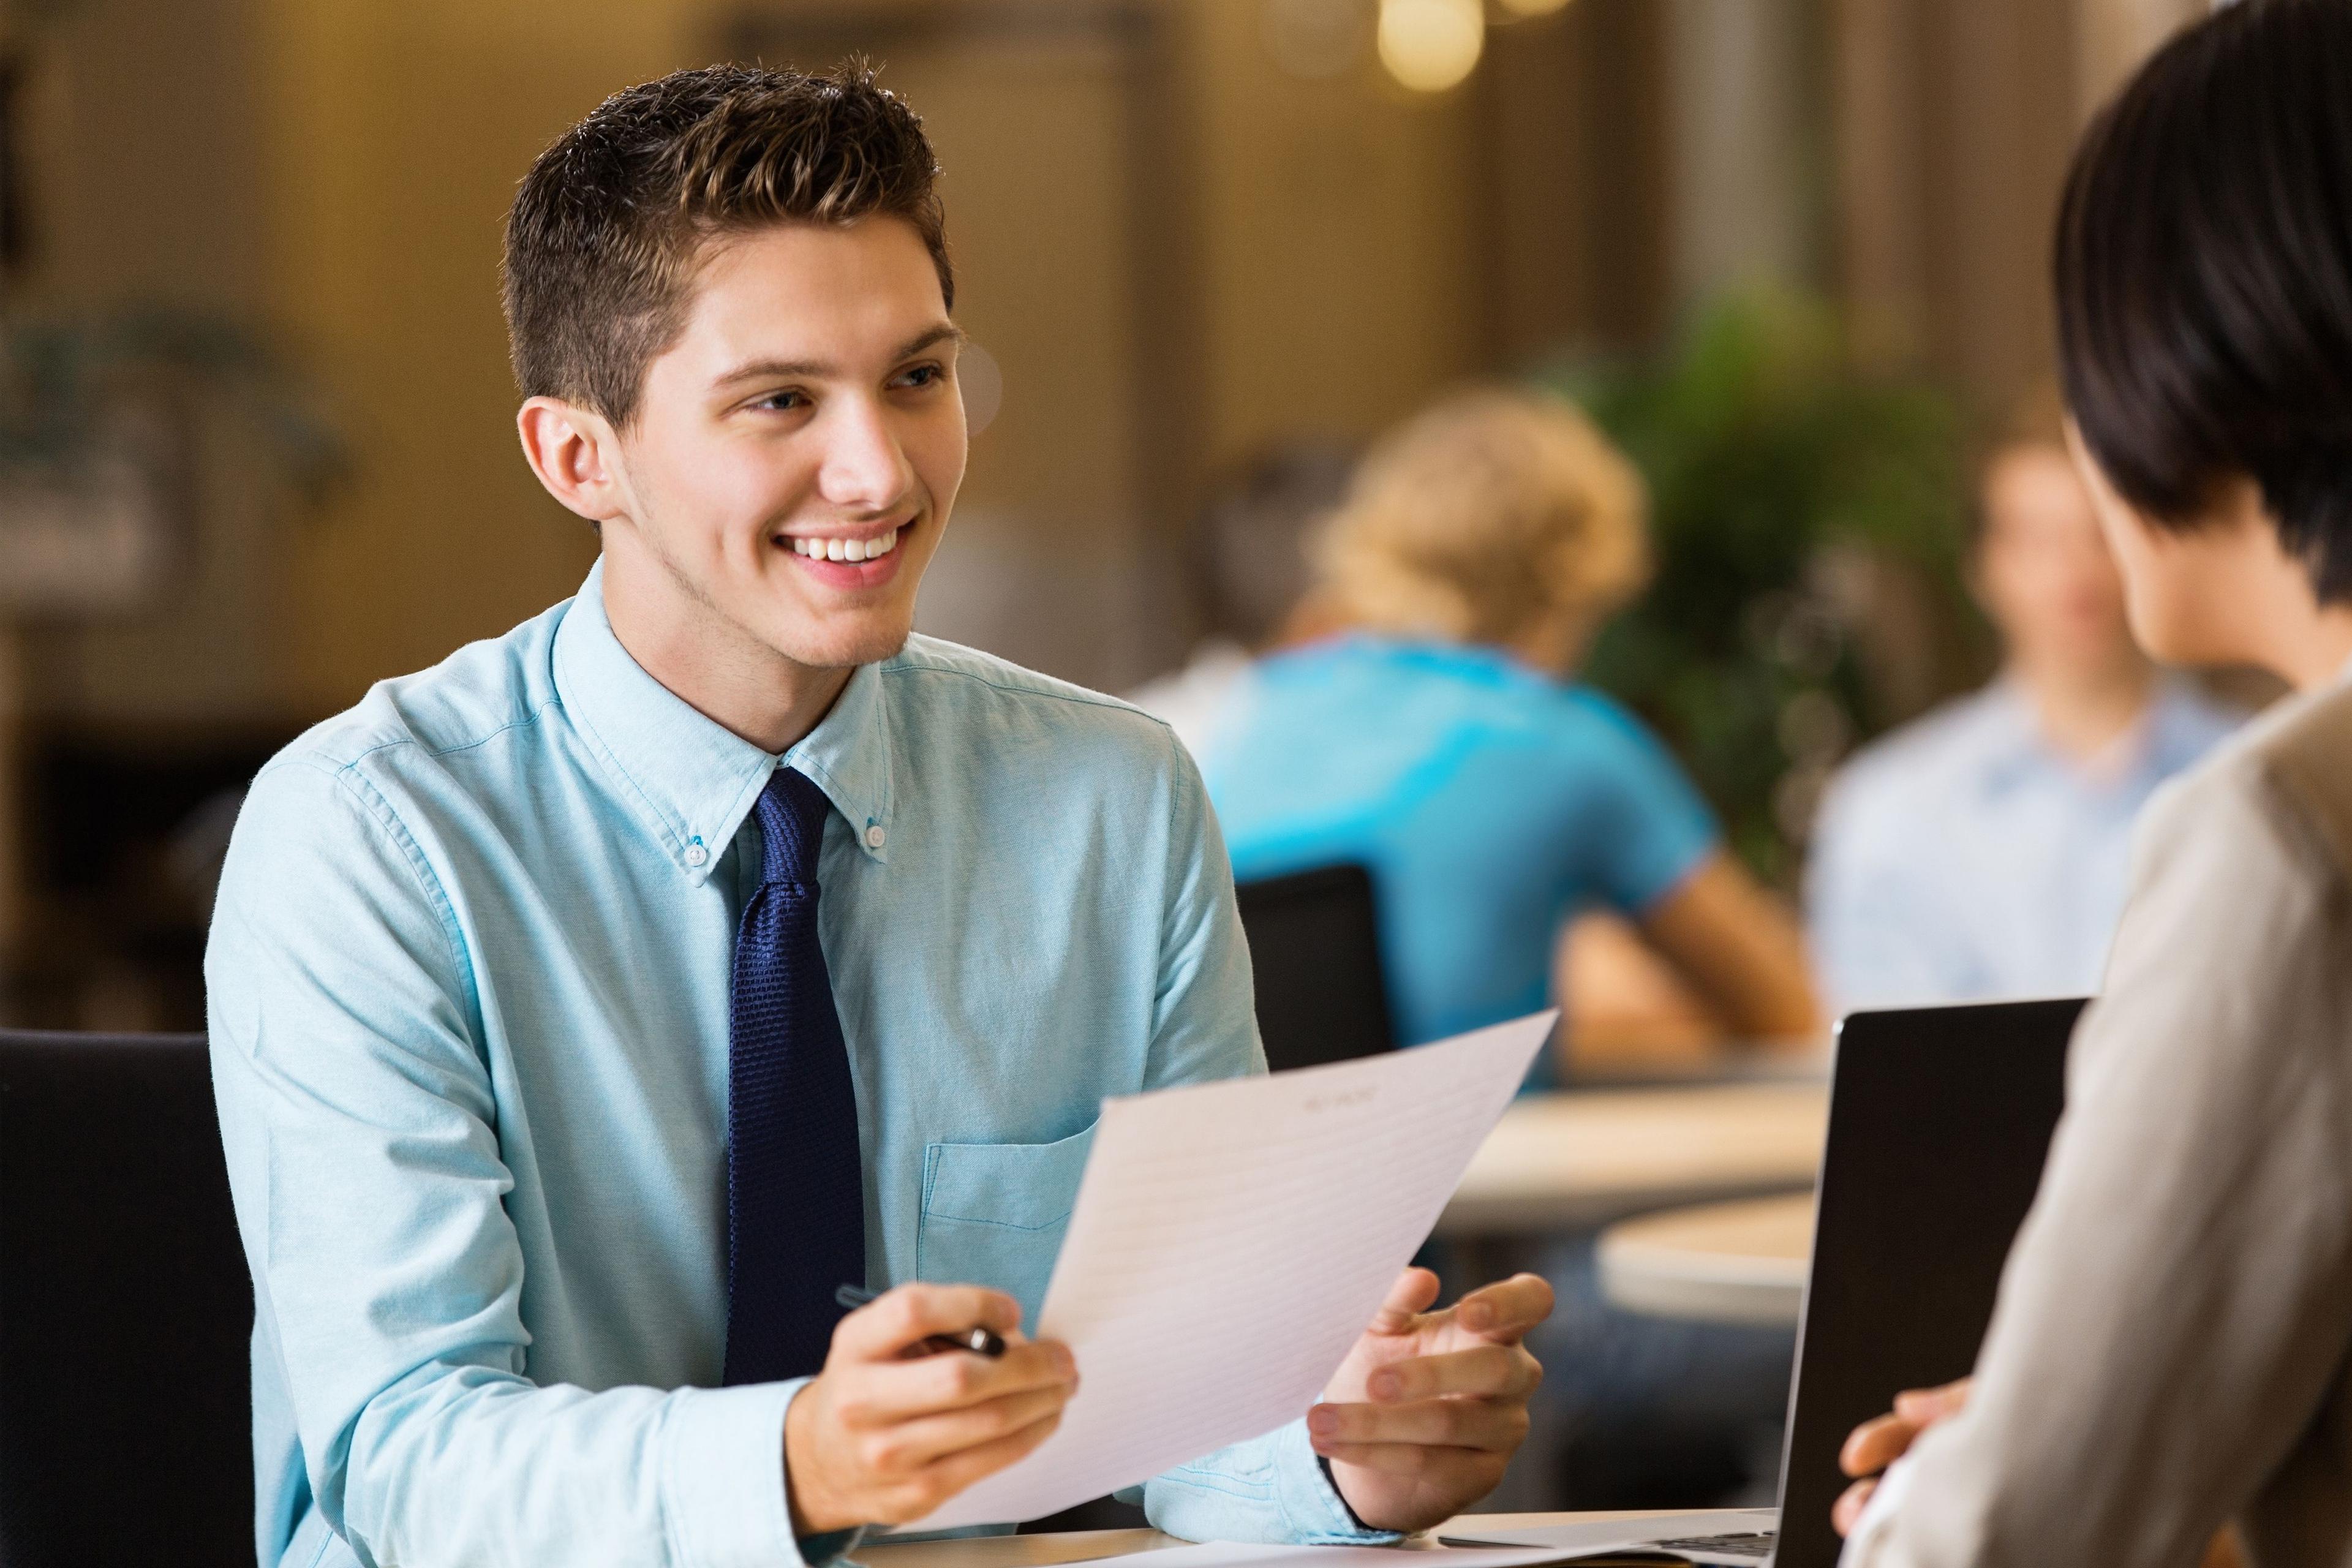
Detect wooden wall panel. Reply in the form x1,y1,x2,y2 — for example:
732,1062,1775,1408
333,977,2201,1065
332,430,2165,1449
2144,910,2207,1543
1833,0,2204,415
1479,0,1676,364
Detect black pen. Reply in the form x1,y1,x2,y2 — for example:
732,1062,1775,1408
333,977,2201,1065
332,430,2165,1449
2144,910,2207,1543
834,1284,1008,1357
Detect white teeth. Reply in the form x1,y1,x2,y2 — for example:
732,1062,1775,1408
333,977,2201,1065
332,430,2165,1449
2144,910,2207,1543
789,527,902,561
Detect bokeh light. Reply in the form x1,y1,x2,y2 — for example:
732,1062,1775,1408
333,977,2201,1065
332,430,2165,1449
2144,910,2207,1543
1376,0,1485,93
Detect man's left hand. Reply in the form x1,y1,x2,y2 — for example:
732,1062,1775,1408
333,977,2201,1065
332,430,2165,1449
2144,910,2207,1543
1309,1268,1552,1533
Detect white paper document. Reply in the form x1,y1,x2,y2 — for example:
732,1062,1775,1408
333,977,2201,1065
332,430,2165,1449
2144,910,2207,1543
910,1011,1555,1531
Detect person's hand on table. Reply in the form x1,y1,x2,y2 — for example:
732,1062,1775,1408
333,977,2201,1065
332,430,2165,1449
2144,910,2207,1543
1832,1378,1971,1536
1308,1268,1553,1532
783,1284,1079,1534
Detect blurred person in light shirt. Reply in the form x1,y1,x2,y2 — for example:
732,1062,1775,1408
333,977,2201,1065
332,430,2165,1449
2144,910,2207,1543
1128,443,1357,756
1805,390,2242,1011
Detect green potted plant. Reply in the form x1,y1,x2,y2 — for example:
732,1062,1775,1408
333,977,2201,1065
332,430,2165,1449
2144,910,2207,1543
1542,289,1984,886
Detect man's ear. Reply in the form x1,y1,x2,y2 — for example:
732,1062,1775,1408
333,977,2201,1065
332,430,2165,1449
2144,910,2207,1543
518,396,629,524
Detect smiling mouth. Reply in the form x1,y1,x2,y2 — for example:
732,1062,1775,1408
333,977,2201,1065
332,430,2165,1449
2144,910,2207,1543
786,526,905,564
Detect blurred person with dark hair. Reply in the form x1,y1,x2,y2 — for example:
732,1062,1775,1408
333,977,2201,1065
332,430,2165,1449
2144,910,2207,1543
1806,387,2240,1012
1203,387,1820,1510
1831,3,2352,1565
204,64,1550,1568
1128,442,1355,755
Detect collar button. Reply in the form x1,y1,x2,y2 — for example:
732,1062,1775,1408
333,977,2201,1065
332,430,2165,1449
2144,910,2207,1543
684,842,710,868
864,824,886,850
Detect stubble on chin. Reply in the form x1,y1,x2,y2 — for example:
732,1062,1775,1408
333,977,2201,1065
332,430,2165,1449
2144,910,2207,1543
801,619,916,671
750,580,922,673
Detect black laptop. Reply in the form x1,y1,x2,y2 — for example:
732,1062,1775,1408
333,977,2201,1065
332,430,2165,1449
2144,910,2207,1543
1446,998,2084,1566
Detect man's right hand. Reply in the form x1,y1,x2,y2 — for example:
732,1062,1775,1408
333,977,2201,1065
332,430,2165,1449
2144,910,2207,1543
1832,1378,1970,1537
782,1284,1079,1534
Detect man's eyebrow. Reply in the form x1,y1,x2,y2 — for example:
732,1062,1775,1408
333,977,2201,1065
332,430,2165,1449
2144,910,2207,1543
710,324,966,389
891,323,967,361
714,355,832,385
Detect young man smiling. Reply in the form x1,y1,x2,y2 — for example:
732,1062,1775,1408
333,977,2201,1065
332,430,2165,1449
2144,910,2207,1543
206,64,1550,1568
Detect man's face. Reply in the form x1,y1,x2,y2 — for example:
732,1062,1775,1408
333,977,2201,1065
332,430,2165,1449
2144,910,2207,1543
601,216,967,672
1975,442,2137,680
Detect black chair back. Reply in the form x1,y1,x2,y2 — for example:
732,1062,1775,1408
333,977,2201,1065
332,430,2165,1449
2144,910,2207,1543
1234,864,1398,1073
0,1031,252,1567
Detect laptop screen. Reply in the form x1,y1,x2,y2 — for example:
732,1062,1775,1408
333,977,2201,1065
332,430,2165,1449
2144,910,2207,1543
1771,998,2082,1568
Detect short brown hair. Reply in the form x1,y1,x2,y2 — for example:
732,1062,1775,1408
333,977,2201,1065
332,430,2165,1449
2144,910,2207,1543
501,62,952,427
1315,387,1650,652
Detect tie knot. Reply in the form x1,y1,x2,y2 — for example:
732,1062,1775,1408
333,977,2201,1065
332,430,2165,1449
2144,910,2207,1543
752,766,831,889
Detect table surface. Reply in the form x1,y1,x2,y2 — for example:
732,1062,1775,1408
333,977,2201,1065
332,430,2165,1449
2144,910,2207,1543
1596,1192,1815,1327
1434,1082,1828,1237
859,1511,1751,1565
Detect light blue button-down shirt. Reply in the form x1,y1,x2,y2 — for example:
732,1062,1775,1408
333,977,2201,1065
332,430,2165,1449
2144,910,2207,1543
1806,677,2242,1009
206,562,1388,1568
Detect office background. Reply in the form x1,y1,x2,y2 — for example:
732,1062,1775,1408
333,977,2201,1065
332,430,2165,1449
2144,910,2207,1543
0,0,2201,1030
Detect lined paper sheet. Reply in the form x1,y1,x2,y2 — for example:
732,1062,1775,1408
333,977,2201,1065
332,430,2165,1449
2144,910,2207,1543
910,1011,1555,1531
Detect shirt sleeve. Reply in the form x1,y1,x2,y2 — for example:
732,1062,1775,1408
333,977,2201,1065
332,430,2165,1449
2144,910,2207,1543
1139,726,1267,1093
1568,695,1719,916
1133,729,1400,1545
206,758,836,1568
1838,759,2352,1568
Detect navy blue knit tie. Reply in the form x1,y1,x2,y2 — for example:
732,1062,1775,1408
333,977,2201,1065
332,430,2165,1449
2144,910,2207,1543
722,766,865,1385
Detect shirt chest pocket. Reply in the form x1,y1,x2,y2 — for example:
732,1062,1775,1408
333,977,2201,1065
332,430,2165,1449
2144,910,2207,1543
916,1118,1097,1331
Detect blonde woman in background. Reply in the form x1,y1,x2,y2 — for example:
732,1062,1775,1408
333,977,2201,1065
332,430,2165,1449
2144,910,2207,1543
1200,387,1817,1079
1199,387,1820,1509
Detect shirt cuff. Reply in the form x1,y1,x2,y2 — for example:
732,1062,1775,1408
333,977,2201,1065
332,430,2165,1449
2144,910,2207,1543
660,1378,865,1568
1271,1418,1403,1545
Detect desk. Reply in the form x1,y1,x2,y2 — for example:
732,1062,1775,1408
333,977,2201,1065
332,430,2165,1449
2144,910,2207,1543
864,1528,1183,1566
1435,1084,1826,1237
1596,1193,1814,1327
860,1512,1758,1565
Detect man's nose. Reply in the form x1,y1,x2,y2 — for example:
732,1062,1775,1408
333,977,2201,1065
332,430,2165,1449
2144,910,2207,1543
816,397,912,513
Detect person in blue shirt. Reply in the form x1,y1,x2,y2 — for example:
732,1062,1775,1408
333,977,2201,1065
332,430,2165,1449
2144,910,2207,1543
1202,388,1820,1072
1806,393,2242,1011
204,65,1551,1568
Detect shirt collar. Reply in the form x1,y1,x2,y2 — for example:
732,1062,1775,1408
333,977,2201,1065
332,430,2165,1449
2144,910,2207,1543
1963,681,2049,795
552,560,895,885
1973,674,2206,799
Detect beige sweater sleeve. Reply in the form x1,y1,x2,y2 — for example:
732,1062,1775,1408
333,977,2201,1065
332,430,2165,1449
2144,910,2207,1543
1842,747,2352,1568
